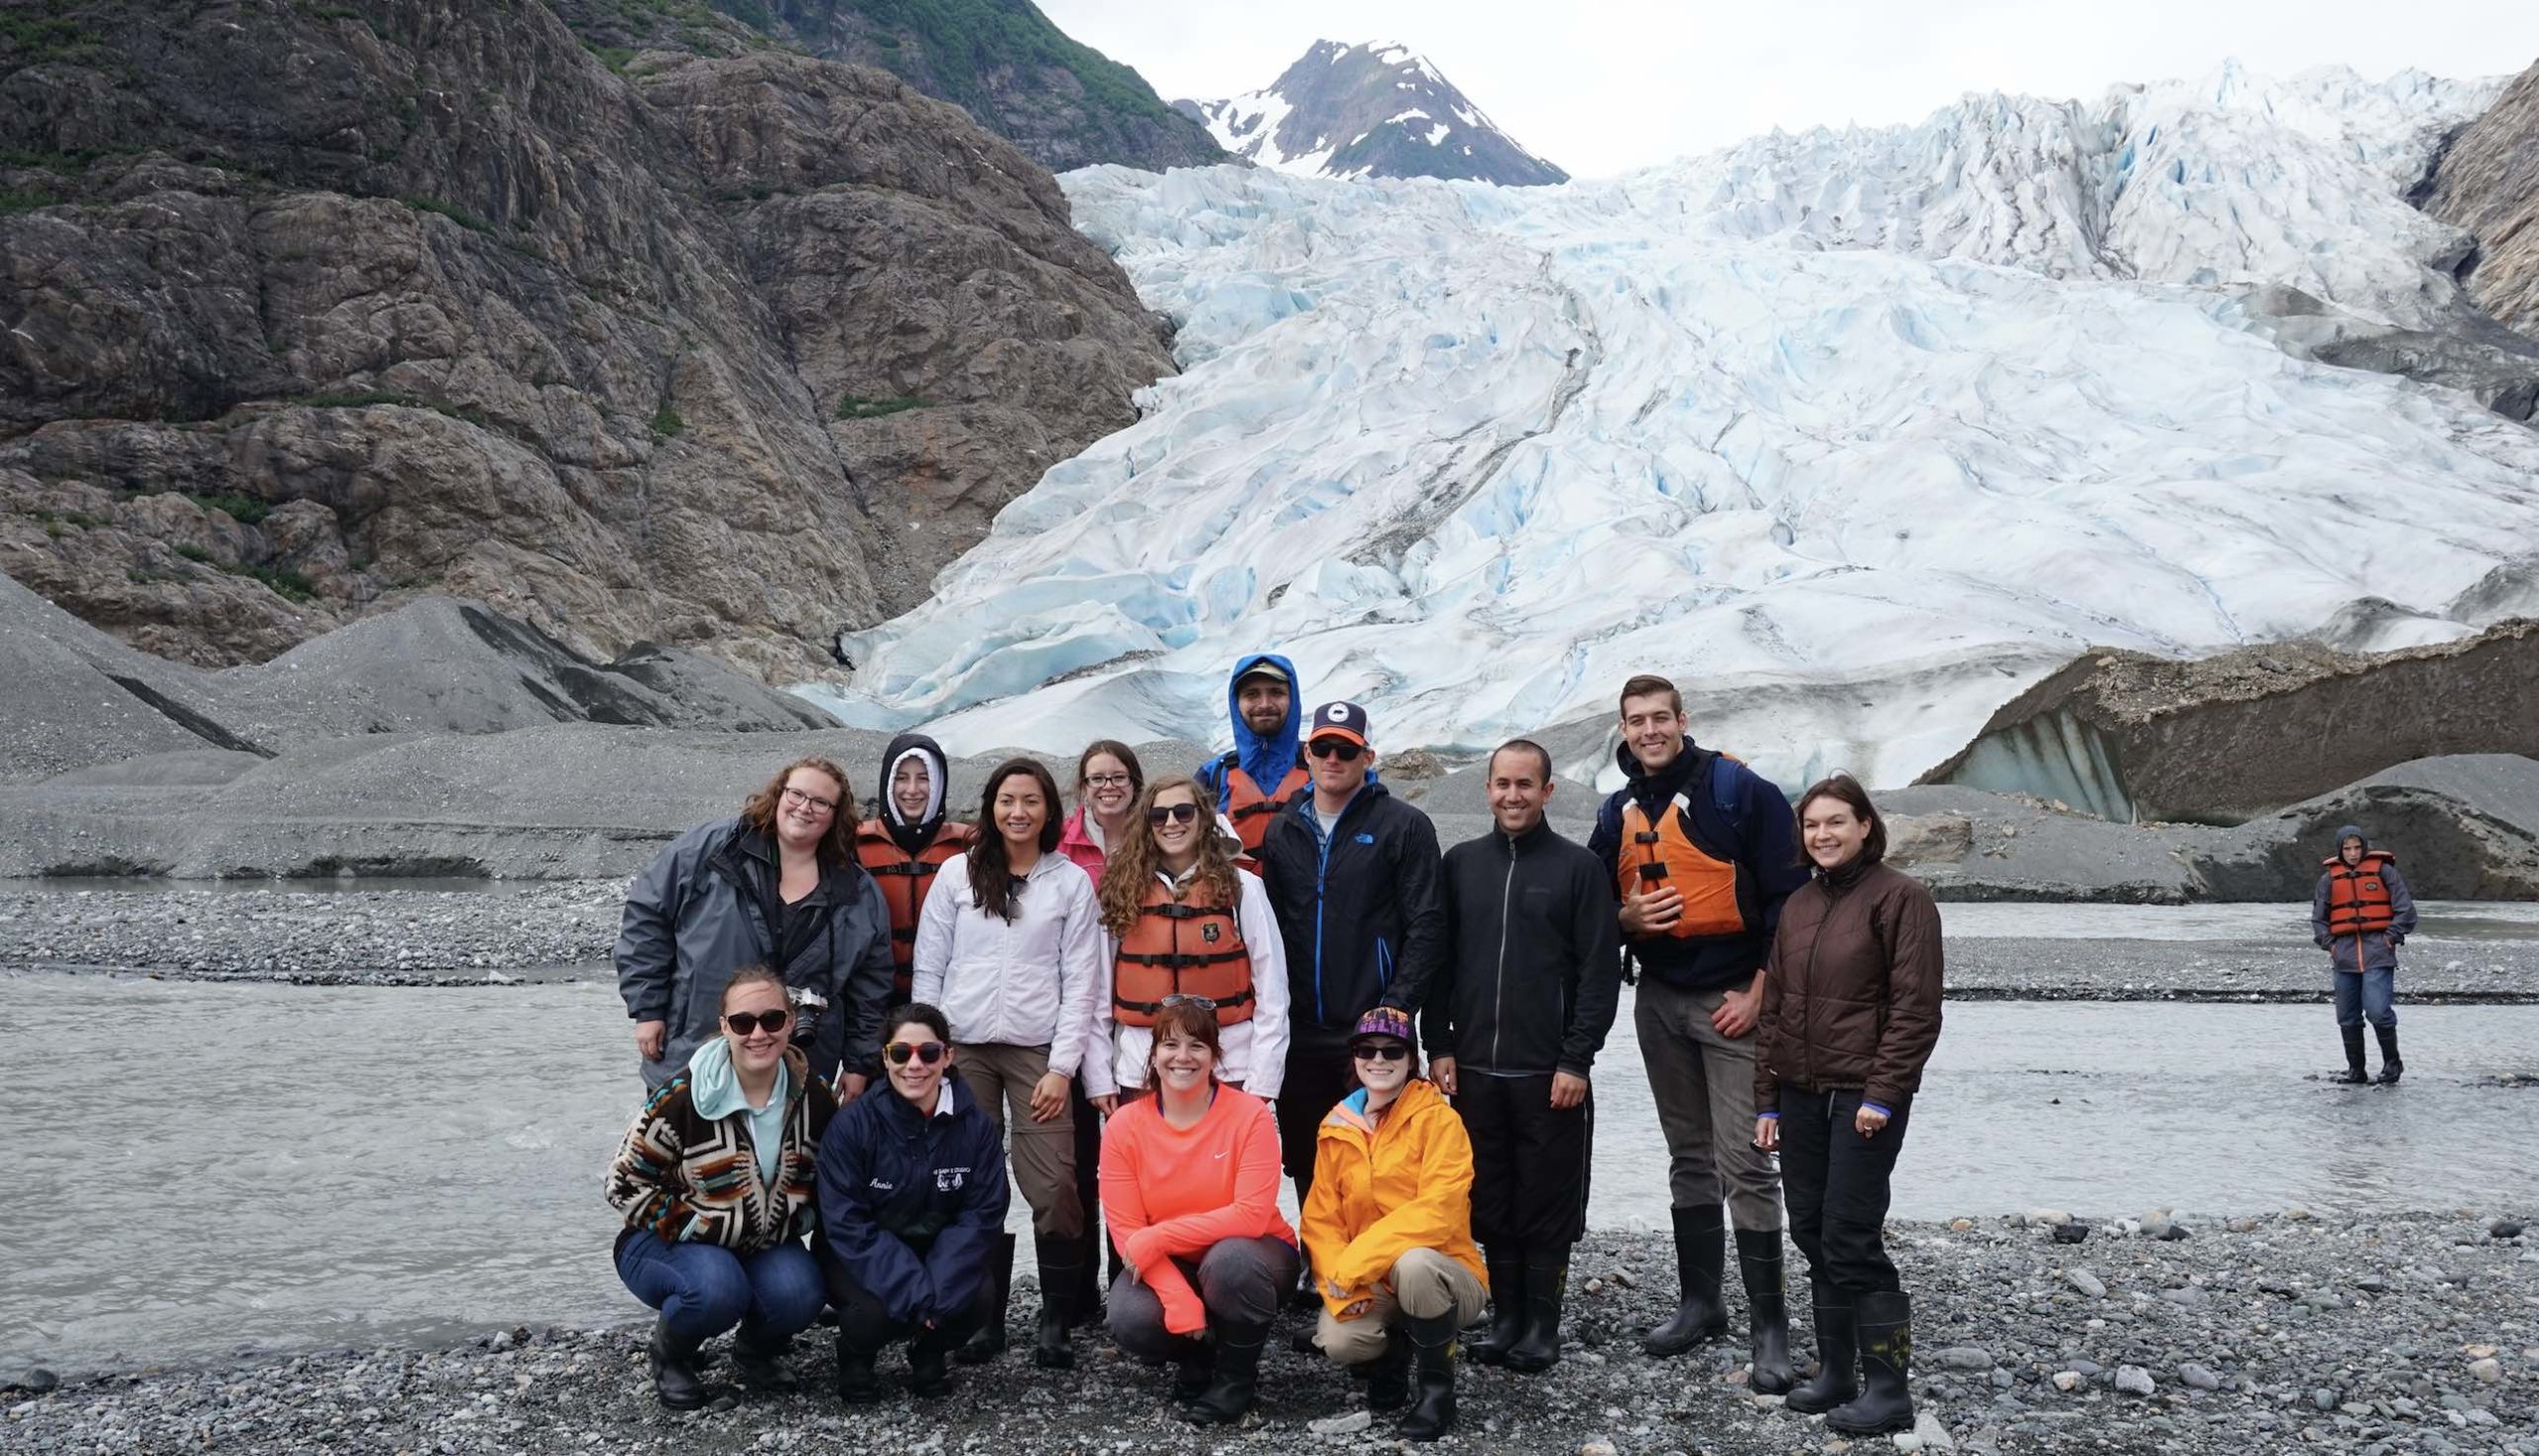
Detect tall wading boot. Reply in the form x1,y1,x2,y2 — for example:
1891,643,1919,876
648,1315,712,1409
1504,1246,1568,1373
2374,1025,2404,1085
907,1323,956,1397
2325,1027,2365,1082
1826,1289,1915,1435
1181,1315,1267,1426
1641,1204,1729,1356
1782,1282,1859,1414
1364,1329,1411,1411
1031,1233,1084,1370
832,1331,880,1405
956,1232,1015,1364
1171,1334,1215,1403
728,1323,798,1393
1735,1228,1795,1395
1467,1245,1526,1366
1396,1310,1459,1442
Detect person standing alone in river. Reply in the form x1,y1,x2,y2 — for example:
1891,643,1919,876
2313,823,2418,1085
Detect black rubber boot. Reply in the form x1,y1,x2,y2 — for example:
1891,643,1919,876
1365,1329,1411,1411
649,1315,713,1409
832,1331,880,1405
1171,1334,1214,1402
1641,1204,1728,1356
1826,1289,1914,1435
1031,1233,1083,1370
728,1324,797,1393
1181,1316,1266,1427
907,1325,955,1397
2334,1026,2369,1084
1504,1245,1568,1373
1467,1245,1526,1366
1396,1310,1458,1442
956,1233,1014,1364
2374,1025,2403,1084
1736,1228,1795,1395
1783,1282,1859,1414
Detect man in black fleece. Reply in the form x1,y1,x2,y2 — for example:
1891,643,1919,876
1426,739,1620,1374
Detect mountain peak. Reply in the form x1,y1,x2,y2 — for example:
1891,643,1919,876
1174,39,1565,186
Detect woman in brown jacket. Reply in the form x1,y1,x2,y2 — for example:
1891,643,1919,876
1752,774,1942,1438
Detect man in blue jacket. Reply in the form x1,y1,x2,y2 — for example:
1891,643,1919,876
816,1002,1011,1402
1195,654,1311,860
1588,673,1806,1370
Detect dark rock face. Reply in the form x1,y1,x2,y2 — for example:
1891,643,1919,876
2238,287,2539,424
1178,40,1567,186
1918,620,2539,825
2422,57,2539,336
0,0,1171,678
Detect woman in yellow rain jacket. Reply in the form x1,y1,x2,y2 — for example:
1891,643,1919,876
1300,1006,1487,1443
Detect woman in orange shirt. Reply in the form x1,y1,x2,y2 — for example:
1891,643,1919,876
1098,998,1298,1427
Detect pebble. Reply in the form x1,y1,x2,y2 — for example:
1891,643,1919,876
2138,1210,2174,1240
1910,1412,1957,1451
2490,1219,2525,1240
1939,1347,1994,1372
1309,1409,1371,1434
2470,1358,2501,1385
2179,1363,2222,1391
2159,1284,2208,1308
2066,1269,2106,1298
2052,1371,2085,1392
1579,1442,1619,1456
2228,1217,2259,1233
2116,1366,2156,1396
2049,1222,2089,1245
2026,1209,2073,1227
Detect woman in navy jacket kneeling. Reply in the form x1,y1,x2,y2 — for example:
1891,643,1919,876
816,1002,1012,1403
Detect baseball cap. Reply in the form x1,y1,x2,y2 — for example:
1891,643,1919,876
1306,699,1370,747
1236,661,1290,687
1347,1005,1416,1049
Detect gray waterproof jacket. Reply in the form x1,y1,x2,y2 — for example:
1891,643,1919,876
616,817,897,1087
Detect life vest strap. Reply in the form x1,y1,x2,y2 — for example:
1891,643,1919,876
1115,987,1257,1016
1117,947,1252,969
1139,901,1239,921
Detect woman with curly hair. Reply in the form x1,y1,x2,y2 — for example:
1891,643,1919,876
616,756,899,1096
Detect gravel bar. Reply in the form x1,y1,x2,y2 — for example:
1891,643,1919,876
7,1215,2534,1455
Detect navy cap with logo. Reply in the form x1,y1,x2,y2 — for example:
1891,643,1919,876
1306,699,1370,748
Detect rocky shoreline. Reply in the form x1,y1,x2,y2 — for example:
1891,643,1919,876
7,1215,2532,1455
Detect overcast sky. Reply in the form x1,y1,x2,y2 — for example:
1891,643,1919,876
1038,0,2538,179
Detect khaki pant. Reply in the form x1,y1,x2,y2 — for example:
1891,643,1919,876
1315,1248,1488,1365
956,1041,1082,1240
1634,978,1783,1232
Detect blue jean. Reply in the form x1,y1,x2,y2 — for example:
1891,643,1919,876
614,1232,826,1343
2333,969,2395,1031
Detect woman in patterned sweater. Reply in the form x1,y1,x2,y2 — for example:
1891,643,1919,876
607,967,838,1407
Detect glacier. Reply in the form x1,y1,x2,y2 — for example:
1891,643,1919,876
806,63,2539,792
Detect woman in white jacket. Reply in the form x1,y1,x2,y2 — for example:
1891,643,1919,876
912,757,1104,1371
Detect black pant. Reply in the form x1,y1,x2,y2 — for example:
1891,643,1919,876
1454,1071,1592,1249
1106,1237,1300,1359
1072,1078,1105,1259
1776,1087,1908,1293
817,1236,983,1352
1278,1021,1357,1198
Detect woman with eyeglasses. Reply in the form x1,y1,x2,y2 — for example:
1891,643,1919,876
1057,740,1144,875
815,1002,1011,1403
1299,1006,1486,1443
1100,998,1298,1426
911,757,1106,1370
607,967,836,1407
617,756,899,1095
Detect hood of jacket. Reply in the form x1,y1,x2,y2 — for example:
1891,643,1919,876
1226,653,1303,796
1324,1071,1447,1139
2336,824,2367,852
685,1035,799,1121
879,732,951,857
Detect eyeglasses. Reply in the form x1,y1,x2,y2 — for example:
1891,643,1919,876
884,1040,948,1066
1086,773,1135,789
1351,1041,1410,1062
781,786,838,814
1147,802,1202,826
724,1009,791,1035
1159,993,1218,1011
1307,739,1364,762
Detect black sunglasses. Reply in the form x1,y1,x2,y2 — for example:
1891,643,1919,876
885,1040,948,1066
1147,802,1202,826
1307,738,1363,762
725,1009,791,1035
1351,1040,1410,1062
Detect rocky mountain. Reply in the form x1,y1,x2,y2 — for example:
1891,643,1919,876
2422,55,2539,336
1174,40,1565,186
0,0,1174,679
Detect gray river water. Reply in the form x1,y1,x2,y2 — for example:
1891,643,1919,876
3,972,2533,1382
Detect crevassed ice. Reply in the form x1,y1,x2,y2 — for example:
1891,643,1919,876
807,63,2539,789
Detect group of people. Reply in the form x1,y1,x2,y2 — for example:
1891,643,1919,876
605,658,1949,1439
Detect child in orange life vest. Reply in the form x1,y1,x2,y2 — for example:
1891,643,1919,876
2311,824,2418,1084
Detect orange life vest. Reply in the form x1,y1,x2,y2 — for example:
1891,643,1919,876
1617,791,1756,942
855,819,970,998
1112,877,1257,1028
1223,758,1310,855
2319,850,2399,937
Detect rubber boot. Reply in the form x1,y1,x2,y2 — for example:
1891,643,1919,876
1826,1289,1915,1435
649,1315,712,1409
1031,1233,1083,1370
1782,1282,1859,1414
728,1323,797,1393
956,1232,1014,1364
1467,1245,1526,1367
1365,1329,1411,1411
1504,1245,1567,1373
907,1324,955,1397
1641,1204,1728,1356
1396,1310,1458,1442
1171,1334,1215,1402
2374,1025,2404,1084
832,1330,880,1405
1736,1227,1795,1395
1181,1315,1267,1426
2334,1026,2369,1084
